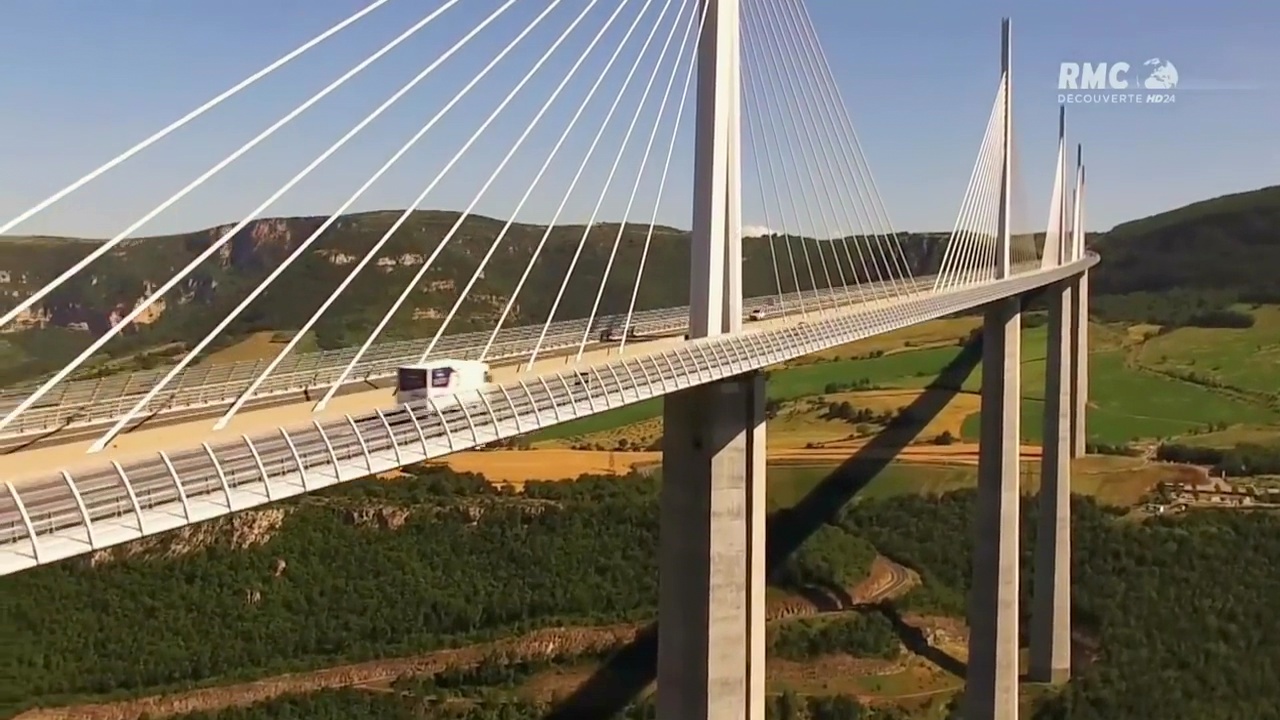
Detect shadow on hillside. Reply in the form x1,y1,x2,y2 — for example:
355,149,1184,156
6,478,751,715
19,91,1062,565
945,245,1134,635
872,602,968,679
542,332,986,719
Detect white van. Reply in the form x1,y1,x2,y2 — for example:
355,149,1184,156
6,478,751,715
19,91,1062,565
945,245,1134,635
396,359,492,408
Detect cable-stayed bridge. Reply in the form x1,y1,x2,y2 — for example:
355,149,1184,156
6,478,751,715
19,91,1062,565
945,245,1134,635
0,2,1094,718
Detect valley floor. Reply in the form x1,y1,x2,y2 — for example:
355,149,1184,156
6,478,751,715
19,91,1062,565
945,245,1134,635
14,558,948,720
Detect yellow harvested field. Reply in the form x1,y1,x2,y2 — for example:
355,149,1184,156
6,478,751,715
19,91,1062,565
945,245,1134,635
424,446,1170,508
440,449,661,485
776,389,980,449
437,443,1048,485
1125,324,1162,344
769,441,1043,466
535,418,664,451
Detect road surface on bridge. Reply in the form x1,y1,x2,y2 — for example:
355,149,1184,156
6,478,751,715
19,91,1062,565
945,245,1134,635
0,305,824,484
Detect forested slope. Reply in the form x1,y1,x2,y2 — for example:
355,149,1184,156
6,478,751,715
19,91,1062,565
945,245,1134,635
7,464,1280,719
1089,185,1280,325
842,492,1280,719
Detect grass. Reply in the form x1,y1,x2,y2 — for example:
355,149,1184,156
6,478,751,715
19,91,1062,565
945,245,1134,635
529,398,662,441
767,462,977,509
0,339,26,367
533,313,1280,449
1173,424,1280,449
768,454,1175,509
1137,305,1280,395
960,351,1280,445
897,321,1125,400
1091,351,1277,435
768,347,960,399
788,316,981,365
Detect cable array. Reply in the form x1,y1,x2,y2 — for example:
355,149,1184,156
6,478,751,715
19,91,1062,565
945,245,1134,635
735,0,918,329
0,0,1011,453
933,76,1007,292
526,0,698,368
1039,126,1069,271
1008,108,1042,271
0,0,470,439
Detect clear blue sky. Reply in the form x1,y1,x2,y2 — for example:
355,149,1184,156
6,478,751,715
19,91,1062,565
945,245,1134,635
0,0,1273,239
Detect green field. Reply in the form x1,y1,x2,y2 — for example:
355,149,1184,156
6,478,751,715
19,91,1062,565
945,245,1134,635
961,351,1280,444
531,345,966,441
767,462,977,509
535,310,1280,447
526,397,662,440
1174,424,1280,449
769,454,1168,509
1137,304,1280,395
767,346,960,399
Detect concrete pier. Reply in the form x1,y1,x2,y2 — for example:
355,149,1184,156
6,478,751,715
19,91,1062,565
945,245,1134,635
1030,280,1073,684
965,295,1022,720
1070,271,1089,457
658,372,767,720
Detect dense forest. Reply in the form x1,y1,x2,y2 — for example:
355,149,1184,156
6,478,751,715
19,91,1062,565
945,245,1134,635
8,465,1280,719
770,613,901,661
0,466,880,716
841,492,1280,719
1156,441,1280,476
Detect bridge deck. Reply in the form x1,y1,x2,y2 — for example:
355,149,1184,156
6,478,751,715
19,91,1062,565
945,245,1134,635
1,323,725,483
0,258,1095,577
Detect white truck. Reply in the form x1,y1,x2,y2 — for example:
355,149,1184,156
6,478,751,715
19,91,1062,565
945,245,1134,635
395,359,492,408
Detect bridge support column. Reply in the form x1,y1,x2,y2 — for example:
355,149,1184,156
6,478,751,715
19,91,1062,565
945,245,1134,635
1069,272,1089,457
1030,279,1073,684
658,371,767,720
966,295,1022,720
1069,148,1088,458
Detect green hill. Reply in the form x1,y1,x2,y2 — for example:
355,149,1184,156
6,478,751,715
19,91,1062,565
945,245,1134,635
0,212,952,384
1088,185,1280,324
1,181,1276,385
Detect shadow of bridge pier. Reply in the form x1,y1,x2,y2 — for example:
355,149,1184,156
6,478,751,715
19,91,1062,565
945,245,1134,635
543,326,990,719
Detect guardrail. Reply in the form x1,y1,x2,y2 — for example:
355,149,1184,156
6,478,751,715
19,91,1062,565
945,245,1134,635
0,282,885,438
0,256,1096,575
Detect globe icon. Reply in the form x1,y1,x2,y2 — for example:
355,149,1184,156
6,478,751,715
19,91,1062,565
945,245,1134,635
1142,58,1179,89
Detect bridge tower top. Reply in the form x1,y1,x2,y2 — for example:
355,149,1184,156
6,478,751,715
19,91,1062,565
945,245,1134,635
997,17,1012,278
689,0,743,338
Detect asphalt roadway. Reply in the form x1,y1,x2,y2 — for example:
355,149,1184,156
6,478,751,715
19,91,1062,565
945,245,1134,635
0,312,813,484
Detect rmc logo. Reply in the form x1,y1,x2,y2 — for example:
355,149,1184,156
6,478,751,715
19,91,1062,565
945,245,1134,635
1057,59,1179,105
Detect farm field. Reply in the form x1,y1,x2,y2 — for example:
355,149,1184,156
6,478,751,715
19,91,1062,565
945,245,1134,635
536,309,1280,451
959,350,1279,444
442,447,1174,510
1136,304,1280,395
